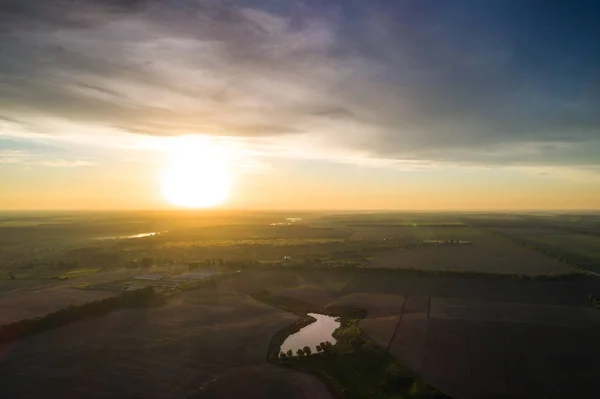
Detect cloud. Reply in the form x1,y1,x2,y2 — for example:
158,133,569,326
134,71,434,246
1,0,599,172
40,160,95,168
514,165,600,184
0,150,31,164
0,150,94,168
0,115,22,124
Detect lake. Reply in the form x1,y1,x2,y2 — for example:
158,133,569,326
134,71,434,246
280,313,340,355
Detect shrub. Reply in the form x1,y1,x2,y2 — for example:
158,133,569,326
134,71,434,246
349,337,366,350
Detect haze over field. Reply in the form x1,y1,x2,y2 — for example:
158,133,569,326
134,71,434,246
1,1,600,210
1,210,600,398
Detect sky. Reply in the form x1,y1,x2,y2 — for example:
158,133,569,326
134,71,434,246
1,0,599,210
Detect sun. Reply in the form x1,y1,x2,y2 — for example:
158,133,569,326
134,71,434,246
161,136,233,208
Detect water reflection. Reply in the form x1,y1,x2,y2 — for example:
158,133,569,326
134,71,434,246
96,232,164,240
280,313,339,355
269,217,302,226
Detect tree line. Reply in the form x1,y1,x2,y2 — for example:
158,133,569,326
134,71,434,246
278,341,335,359
0,287,159,344
486,229,597,272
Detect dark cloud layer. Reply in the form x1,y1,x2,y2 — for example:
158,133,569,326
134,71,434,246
1,0,599,168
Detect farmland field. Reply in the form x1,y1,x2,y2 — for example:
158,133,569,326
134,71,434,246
0,279,58,294
0,285,326,399
492,227,600,272
430,298,600,328
357,316,399,348
0,286,116,324
1,266,600,398
1,211,600,398
324,293,406,317
416,319,600,399
195,365,332,399
350,225,482,241
367,227,575,275
341,272,600,307
270,284,338,306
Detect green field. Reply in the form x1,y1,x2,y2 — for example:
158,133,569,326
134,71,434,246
528,234,600,259
350,225,483,241
492,227,600,272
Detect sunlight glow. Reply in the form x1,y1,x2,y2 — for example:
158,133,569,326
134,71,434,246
161,136,233,208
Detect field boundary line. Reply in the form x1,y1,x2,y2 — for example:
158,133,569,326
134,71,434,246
386,295,407,352
427,297,431,319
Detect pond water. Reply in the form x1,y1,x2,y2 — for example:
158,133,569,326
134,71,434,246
269,217,303,226
96,232,164,240
280,313,340,355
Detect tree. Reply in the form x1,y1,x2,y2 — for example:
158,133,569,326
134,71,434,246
296,349,304,357
303,346,312,356
316,344,322,352
286,349,293,357
350,337,365,350
279,352,287,359
140,258,154,268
